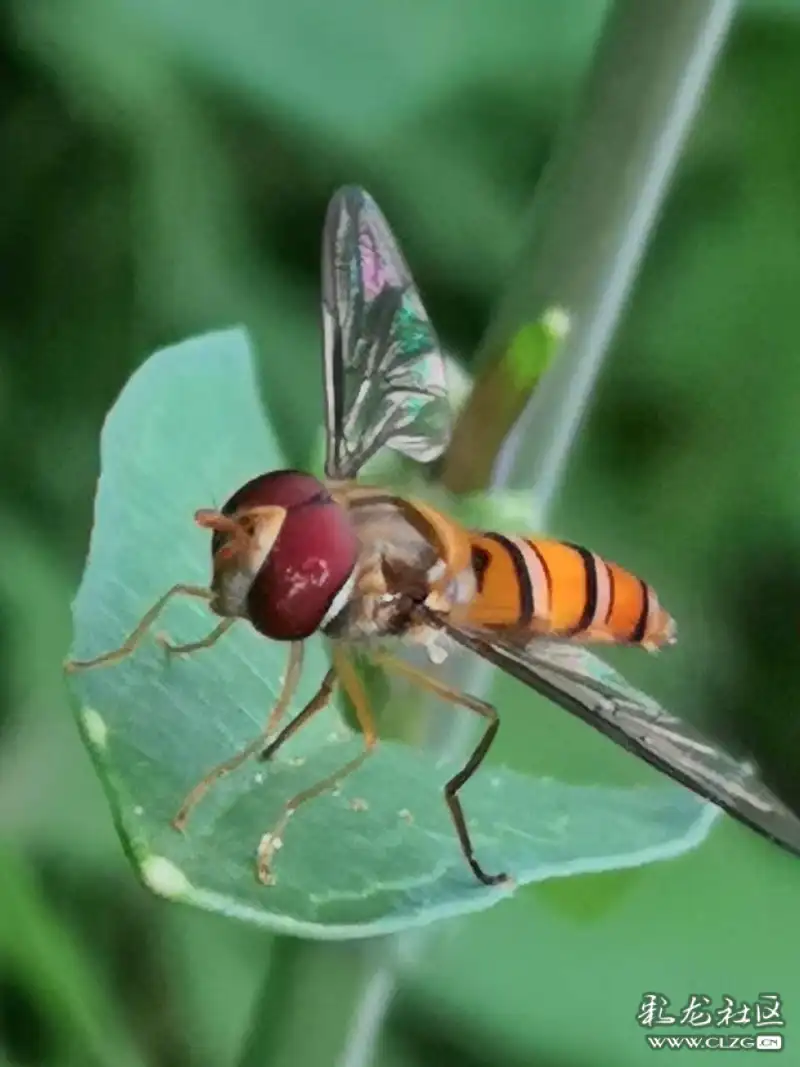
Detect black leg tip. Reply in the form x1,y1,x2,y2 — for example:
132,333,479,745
471,864,510,888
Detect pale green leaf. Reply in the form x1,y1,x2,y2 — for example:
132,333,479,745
65,328,717,939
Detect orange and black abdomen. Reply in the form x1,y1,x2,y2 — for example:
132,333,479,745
464,533,675,650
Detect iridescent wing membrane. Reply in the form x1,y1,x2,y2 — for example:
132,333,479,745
321,186,453,482
443,621,800,857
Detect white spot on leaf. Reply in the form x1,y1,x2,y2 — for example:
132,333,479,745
141,856,191,898
82,708,108,749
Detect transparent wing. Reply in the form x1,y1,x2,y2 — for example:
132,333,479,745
442,621,800,858
321,186,453,481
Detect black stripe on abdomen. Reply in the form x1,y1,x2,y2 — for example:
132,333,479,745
629,579,650,643
524,539,553,613
604,560,616,625
562,542,598,636
470,545,491,594
482,533,534,625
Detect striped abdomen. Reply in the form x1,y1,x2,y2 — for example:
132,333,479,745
464,533,676,651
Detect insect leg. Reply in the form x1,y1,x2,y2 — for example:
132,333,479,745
158,618,235,656
258,659,334,764
373,652,507,887
64,583,212,672
262,640,306,741
256,647,378,885
172,641,305,831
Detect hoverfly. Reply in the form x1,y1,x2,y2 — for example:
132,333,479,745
66,186,800,886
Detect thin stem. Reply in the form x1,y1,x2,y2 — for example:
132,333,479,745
489,0,738,513
443,0,738,510
235,938,401,1067
235,3,738,1066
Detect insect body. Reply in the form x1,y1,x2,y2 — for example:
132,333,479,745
66,186,800,886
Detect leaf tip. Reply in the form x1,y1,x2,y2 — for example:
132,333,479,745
140,855,192,900
81,707,109,750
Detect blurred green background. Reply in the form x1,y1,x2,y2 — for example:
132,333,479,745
2,0,800,1065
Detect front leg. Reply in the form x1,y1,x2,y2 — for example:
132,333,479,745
256,647,376,885
158,618,234,656
65,583,212,672
172,641,305,831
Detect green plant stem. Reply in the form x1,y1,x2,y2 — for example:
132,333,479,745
235,2,738,1066
235,937,401,1067
443,0,738,507
492,0,737,511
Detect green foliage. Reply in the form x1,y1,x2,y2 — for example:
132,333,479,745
66,329,713,938
0,847,146,1067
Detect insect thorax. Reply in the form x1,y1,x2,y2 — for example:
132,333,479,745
321,498,474,661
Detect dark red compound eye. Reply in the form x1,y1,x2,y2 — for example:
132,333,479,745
217,469,360,641
211,470,326,557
